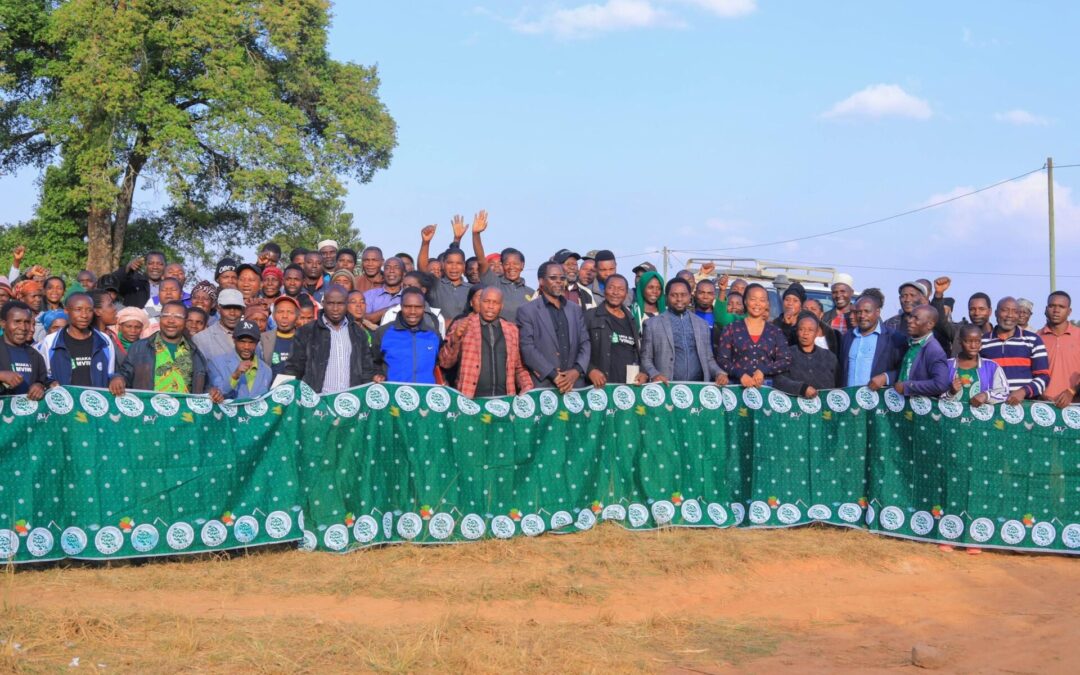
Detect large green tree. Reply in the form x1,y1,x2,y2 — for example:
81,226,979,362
0,0,395,275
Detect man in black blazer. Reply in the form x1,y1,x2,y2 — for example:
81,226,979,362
517,261,590,392
836,295,905,388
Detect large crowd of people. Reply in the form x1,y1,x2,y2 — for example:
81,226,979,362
0,214,1074,419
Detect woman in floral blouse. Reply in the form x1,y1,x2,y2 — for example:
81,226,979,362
714,283,792,388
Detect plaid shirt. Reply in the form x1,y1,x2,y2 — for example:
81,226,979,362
438,313,533,398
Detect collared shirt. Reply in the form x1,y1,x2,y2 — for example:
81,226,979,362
980,325,1051,398
670,310,704,382
900,332,931,382
847,322,883,387
481,270,534,323
363,286,403,314
542,294,573,375
475,318,508,397
429,277,472,320
354,273,384,294
321,315,352,394
1038,324,1080,400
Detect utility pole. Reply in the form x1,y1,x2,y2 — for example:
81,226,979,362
1048,157,1056,292
662,246,669,279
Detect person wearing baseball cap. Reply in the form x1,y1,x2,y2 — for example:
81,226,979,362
235,263,262,302
553,249,595,311
193,288,251,378
885,281,930,337
209,318,271,399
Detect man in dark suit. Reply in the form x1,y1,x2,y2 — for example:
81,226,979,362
517,261,590,392
837,295,905,388
640,278,727,385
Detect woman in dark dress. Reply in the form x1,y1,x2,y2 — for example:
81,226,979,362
774,313,838,398
714,283,792,388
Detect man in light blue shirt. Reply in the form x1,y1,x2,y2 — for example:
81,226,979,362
839,295,903,388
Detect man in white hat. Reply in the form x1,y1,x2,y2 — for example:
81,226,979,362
317,239,339,280
823,273,856,336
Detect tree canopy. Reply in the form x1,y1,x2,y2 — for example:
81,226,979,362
0,0,396,275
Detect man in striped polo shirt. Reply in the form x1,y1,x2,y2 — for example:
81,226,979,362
980,296,1050,406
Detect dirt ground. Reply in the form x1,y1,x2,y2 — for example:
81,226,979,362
1,524,1076,673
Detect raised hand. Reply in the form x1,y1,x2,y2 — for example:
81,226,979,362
701,262,716,276
12,245,25,266
420,224,437,243
471,210,489,234
127,256,145,273
451,214,468,241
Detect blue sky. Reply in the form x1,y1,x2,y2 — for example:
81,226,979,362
3,1,1079,315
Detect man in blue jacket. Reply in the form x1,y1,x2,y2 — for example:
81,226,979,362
893,305,951,397
35,293,115,387
210,319,272,399
371,288,441,384
837,294,904,389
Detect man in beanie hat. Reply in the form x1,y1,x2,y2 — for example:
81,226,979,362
215,257,239,289
885,280,929,336
773,282,806,344
823,274,856,335
317,239,339,277
261,265,283,301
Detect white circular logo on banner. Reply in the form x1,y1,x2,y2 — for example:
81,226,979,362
1000,520,1026,545
129,524,159,553
1000,404,1025,425
491,515,516,539
722,388,738,412
457,396,481,416
938,399,964,419
79,390,110,417
244,399,268,417
650,500,675,525
699,385,722,410
855,387,879,410
364,384,389,410
115,394,144,418
969,517,996,543
1061,406,1080,430
538,390,559,416
586,387,609,411
865,505,876,525
612,386,636,411
731,502,746,526
807,504,832,521
826,390,851,413
575,508,597,531
670,384,694,410
883,388,906,413
601,504,626,521
681,499,703,523
1030,402,1057,427
27,527,54,557
218,402,238,418
627,504,649,528
60,527,88,555
234,516,259,544
910,511,935,536
460,514,486,540
94,526,124,555
562,391,585,414
797,395,822,414
10,395,38,416
1061,524,1080,549
382,512,393,539
748,500,772,524
166,522,195,550
200,520,228,547
425,387,452,413
641,384,666,408
512,394,536,418
1032,521,1056,547
396,513,423,540
45,387,74,415
837,503,862,523
484,399,511,418
428,513,454,540
333,393,361,418
938,514,964,540
186,396,213,415
0,529,20,558
297,382,320,408
353,515,379,543
768,390,792,413
150,394,180,417
707,502,729,525
777,503,801,525
323,524,349,551
520,514,545,536
265,510,293,539
970,403,995,421
742,388,763,410
300,530,317,552
394,386,421,412
909,396,932,416
879,506,905,531
270,384,295,406
550,510,574,530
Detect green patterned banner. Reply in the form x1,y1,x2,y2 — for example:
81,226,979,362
2,380,1079,563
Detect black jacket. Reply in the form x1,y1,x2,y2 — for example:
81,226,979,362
585,303,640,382
284,317,377,392
0,339,50,394
114,335,210,393
113,266,151,309
773,345,838,397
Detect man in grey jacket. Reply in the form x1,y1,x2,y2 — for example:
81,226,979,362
516,261,591,392
640,278,728,385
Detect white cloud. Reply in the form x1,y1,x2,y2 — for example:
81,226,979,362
822,84,933,120
668,0,757,17
511,0,675,38
994,109,1050,126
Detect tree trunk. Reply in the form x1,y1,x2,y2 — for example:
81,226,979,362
109,153,146,270
86,206,115,276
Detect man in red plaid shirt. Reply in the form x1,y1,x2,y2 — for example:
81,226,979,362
438,286,533,398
